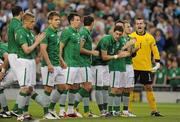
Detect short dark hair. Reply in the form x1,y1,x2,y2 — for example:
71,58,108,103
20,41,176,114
47,11,60,20
84,15,94,26
115,19,124,26
67,13,81,24
12,6,23,17
114,25,124,32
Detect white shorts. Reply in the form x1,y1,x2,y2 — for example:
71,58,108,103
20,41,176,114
0,69,17,89
78,67,93,83
64,67,81,85
12,58,36,87
125,65,134,88
91,65,110,87
110,71,127,88
41,66,65,86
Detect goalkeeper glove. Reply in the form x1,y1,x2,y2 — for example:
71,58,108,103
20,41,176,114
152,62,160,72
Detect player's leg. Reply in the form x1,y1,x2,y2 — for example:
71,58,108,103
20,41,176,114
92,66,105,116
65,67,80,117
141,71,163,117
122,65,136,117
41,66,57,119
102,65,110,113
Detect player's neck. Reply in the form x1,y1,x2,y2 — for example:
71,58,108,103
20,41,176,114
14,16,21,20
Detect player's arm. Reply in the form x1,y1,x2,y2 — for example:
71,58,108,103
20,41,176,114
21,33,45,54
151,35,160,72
59,29,69,69
80,39,99,56
59,42,67,69
40,43,54,73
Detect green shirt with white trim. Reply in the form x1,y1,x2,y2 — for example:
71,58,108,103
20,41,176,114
41,26,60,66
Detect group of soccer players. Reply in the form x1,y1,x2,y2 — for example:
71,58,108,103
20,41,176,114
0,5,163,121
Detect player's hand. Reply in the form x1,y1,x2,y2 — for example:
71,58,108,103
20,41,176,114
92,50,99,56
60,61,67,69
48,64,54,73
151,62,160,72
35,32,46,44
117,51,130,58
0,72,5,81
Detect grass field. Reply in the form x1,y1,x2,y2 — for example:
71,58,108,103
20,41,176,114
1,101,180,122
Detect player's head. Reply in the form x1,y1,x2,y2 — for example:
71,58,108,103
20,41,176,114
124,20,132,35
115,19,124,28
135,17,146,34
11,6,23,18
68,13,81,29
47,11,60,29
83,15,94,30
22,12,35,30
113,25,124,41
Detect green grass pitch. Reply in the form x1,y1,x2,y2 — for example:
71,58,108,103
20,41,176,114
1,101,180,122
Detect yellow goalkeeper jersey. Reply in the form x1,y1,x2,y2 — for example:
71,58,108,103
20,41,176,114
130,32,160,71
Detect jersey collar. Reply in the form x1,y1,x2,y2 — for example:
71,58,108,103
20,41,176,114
136,31,146,36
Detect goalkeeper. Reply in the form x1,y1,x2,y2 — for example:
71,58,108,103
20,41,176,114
129,17,163,117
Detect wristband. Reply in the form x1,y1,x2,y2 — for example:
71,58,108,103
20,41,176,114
114,55,118,59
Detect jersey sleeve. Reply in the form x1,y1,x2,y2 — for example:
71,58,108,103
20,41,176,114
101,39,109,51
150,35,160,61
15,30,27,46
41,30,48,44
60,29,69,45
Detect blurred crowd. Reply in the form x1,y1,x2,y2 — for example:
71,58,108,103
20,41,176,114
0,0,180,87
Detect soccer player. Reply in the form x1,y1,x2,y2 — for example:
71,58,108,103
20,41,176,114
130,17,163,116
73,15,98,117
40,11,67,119
100,26,130,116
59,13,81,117
121,20,137,117
7,6,23,115
0,42,15,118
14,12,45,121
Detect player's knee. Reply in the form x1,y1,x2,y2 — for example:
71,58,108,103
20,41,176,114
44,85,53,93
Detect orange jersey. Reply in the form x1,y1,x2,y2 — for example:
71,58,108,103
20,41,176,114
130,32,160,71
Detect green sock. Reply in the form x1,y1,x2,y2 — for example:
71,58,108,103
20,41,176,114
13,103,18,112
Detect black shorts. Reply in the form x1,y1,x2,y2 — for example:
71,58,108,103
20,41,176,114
134,70,153,85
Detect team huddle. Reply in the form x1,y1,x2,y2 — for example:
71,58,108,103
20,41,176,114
0,6,163,121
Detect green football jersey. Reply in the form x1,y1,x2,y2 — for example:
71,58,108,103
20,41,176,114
41,26,60,66
60,26,81,67
120,36,132,64
79,27,92,67
15,27,36,59
0,42,8,59
101,35,125,72
91,38,108,66
7,18,22,54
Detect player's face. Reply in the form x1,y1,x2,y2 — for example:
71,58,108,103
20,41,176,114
135,19,145,34
71,16,81,29
113,30,123,41
50,16,60,29
26,17,35,30
124,23,131,34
